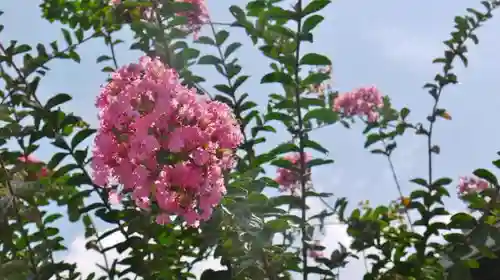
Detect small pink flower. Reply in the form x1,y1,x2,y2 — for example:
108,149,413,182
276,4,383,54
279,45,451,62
109,0,121,6
333,86,383,123
175,0,209,38
108,191,122,205
155,213,171,225
18,155,41,164
308,240,325,259
275,152,312,194
18,154,50,179
458,176,489,195
309,250,324,258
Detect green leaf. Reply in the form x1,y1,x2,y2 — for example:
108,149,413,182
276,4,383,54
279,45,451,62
13,44,31,55
52,137,70,151
261,72,294,86
493,158,500,169
52,163,79,179
473,168,498,186
464,259,479,269
96,55,112,63
198,55,221,65
410,178,428,187
68,50,81,63
432,177,453,186
269,195,303,209
233,75,249,90
71,129,96,149
300,53,331,66
271,158,295,170
75,29,84,42
215,30,229,45
448,213,477,230
304,191,332,198
196,36,215,45
95,208,121,224
470,223,490,247
302,72,330,86
224,42,242,58
364,133,382,148
265,218,290,231
61,28,73,45
45,93,72,110
303,108,338,124
302,0,331,16
270,143,300,156
43,213,63,224
67,173,90,186
400,107,410,119
265,112,295,123
0,104,12,121
303,15,324,33
214,84,233,95
304,139,329,154
182,48,200,60
307,158,333,168
47,152,68,169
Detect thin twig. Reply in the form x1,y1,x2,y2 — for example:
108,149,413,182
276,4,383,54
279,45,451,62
381,138,414,231
105,31,119,69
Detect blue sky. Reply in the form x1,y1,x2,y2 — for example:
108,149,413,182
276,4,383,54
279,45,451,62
2,0,500,279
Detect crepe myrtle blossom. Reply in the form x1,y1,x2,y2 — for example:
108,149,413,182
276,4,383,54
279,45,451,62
18,155,49,180
308,240,325,259
275,152,312,194
175,0,209,38
108,0,208,37
457,176,489,195
91,56,243,227
308,65,332,96
333,86,383,123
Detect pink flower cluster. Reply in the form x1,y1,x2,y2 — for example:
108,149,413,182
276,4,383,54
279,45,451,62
333,86,383,123
176,0,209,37
18,155,49,179
458,176,489,195
108,0,208,38
275,152,312,194
91,56,243,227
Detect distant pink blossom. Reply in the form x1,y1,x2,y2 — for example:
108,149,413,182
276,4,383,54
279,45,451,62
18,155,42,164
333,86,383,123
108,190,122,205
18,154,49,179
91,56,243,227
308,240,325,259
275,152,312,194
175,0,209,38
108,0,208,38
458,176,489,195
308,65,332,96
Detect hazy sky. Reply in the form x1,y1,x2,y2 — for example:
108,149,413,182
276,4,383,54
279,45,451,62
2,0,500,279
